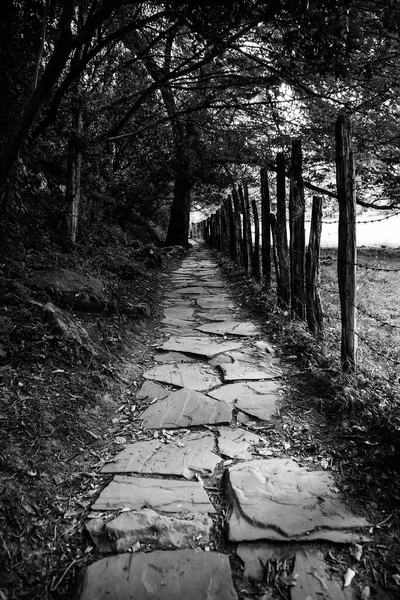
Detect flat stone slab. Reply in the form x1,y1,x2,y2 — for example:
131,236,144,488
220,362,281,381
197,296,235,310
196,321,260,337
161,317,196,328
75,549,238,600
209,382,279,420
218,427,261,459
197,312,236,322
236,543,296,579
143,363,221,391
159,336,243,359
136,381,171,402
92,475,216,514
164,307,195,320
290,550,352,600
226,459,370,543
86,509,212,552
101,431,220,477
175,286,211,295
209,381,280,404
141,388,232,429
154,351,197,364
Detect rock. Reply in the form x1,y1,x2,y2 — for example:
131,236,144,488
291,549,352,600
159,336,242,359
143,363,221,391
25,268,110,312
225,459,371,543
196,296,235,310
85,509,212,552
154,351,197,364
196,321,261,337
140,388,232,429
175,286,211,295
220,361,281,382
91,475,216,514
163,307,195,320
135,381,171,401
42,302,96,352
217,427,260,459
74,549,238,600
236,542,296,579
208,382,279,420
101,431,220,477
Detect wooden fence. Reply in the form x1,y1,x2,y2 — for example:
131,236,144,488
191,114,357,371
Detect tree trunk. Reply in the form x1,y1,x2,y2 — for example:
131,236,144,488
336,114,357,371
164,174,193,247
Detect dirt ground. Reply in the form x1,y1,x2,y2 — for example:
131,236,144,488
1,244,400,599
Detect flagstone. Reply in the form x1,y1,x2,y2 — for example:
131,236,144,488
85,509,213,553
209,381,280,403
161,317,196,328
141,388,232,429
225,459,370,543
92,475,216,513
197,312,237,322
197,296,235,309
291,550,353,600
196,321,261,337
164,306,195,320
175,286,211,295
159,336,243,358
136,380,171,402
143,363,221,391
208,382,279,420
217,427,261,459
75,550,237,600
101,431,220,477
236,543,296,579
220,362,281,381
154,351,197,363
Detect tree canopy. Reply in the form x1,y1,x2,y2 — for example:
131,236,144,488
1,0,400,250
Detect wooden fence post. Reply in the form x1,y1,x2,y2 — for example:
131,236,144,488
225,195,237,262
238,184,251,276
251,197,261,281
290,139,306,320
269,213,280,291
336,114,357,371
220,202,230,257
276,152,290,308
306,196,323,335
243,182,254,278
261,167,271,288
231,186,244,269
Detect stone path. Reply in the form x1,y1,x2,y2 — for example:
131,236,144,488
74,241,370,600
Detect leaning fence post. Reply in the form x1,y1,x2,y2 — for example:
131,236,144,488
261,167,271,288
251,197,261,281
225,195,237,262
306,196,323,335
276,152,290,308
336,114,357,371
290,139,306,320
231,186,244,269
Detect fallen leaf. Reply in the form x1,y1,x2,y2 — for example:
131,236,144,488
344,568,356,588
114,436,126,445
350,543,363,561
392,574,400,586
361,585,371,599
